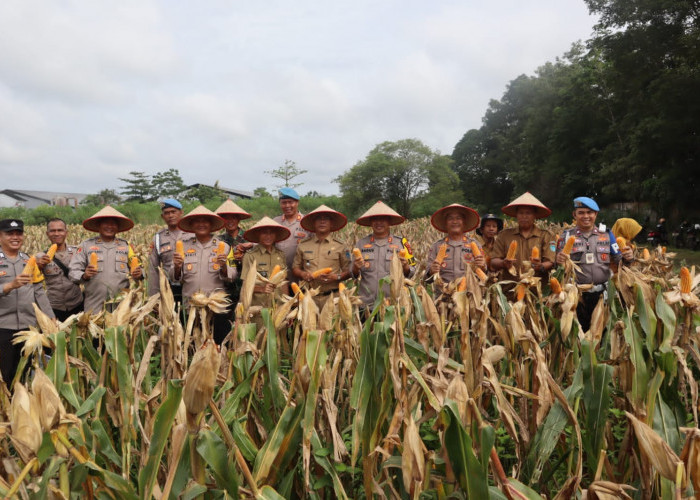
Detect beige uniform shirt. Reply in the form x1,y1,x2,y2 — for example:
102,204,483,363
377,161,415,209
69,237,137,314
293,234,350,293
148,227,191,296
492,226,555,279
37,246,83,312
274,213,311,278
0,251,55,329
170,236,235,302
241,245,287,307
426,236,482,283
351,234,416,307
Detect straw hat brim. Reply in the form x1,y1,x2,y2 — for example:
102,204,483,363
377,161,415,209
355,201,405,227
430,204,480,233
82,206,134,233
501,192,552,219
178,214,225,233
301,211,347,232
215,200,252,219
243,225,291,244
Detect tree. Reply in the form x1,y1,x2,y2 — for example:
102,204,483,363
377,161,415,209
119,171,152,203
81,189,121,206
336,139,451,218
150,169,186,199
254,187,272,198
265,160,307,189
184,182,226,204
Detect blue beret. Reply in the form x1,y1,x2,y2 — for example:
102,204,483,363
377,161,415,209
573,196,599,212
160,198,183,210
278,187,300,200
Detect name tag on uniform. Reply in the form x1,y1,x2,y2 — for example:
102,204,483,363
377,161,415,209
585,253,595,264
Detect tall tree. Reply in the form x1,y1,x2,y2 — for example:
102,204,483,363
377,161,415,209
81,189,121,206
119,171,152,203
150,169,186,199
265,160,307,189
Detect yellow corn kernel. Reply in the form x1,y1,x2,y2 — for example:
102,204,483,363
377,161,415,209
470,241,481,258
475,267,488,282
457,276,467,291
175,240,184,258
616,237,627,250
550,277,562,294
531,246,540,260
506,241,518,260
642,248,650,260
89,252,98,269
46,244,58,260
516,283,526,301
217,241,225,255
270,265,282,278
435,244,448,264
680,267,692,294
562,236,576,256
311,267,333,278
352,248,363,260
339,282,346,292
130,257,139,272
22,256,36,276
291,282,304,299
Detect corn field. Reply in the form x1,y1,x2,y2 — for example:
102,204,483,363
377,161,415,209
2,220,700,499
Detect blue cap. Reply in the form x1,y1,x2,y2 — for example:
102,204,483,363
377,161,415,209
573,196,599,212
278,187,300,200
160,198,183,210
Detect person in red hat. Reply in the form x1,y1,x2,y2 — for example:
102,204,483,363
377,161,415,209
69,206,143,314
241,217,290,308
292,205,350,306
350,201,414,309
491,192,555,280
426,204,486,283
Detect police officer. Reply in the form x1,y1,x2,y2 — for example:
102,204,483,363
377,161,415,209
241,216,290,309
491,192,556,280
0,218,55,384
215,199,253,311
69,206,143,314
171,205,235,344
148,198,190,300
475,213,503,261
426,203,486,283
350,201,415,310
555,196,634,332
293,205,350,306
36,218,83,321
274,187,311,282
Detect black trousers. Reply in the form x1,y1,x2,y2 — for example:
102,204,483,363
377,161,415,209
0,328,22,386
577,290,604,333
213,312,232,345
53,302,84,322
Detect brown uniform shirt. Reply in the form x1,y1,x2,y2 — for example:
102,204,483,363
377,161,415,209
293,234,350,293
169,236,235,302
148,227,191,296
274,213,311,279
493,226,555,279
69,237,138,314
37,246,83,312
241,245,287,307
426,236,482,283
351,234,416,307
0,250,55,329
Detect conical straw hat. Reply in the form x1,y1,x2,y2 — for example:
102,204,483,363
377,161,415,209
355,201,405,227
82,205,134,233
430,204,480,233
215,199,251,219
243,216,291,243
501,192,551,219
178,205,225,233
300,205,347,232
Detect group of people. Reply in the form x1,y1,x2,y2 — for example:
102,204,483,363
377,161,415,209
0,188,634,384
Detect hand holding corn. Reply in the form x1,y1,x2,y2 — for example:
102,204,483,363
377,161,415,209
83,252,99,280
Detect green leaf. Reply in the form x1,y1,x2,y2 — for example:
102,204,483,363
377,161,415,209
76,386,107,417
91,420,122,467
262,308,285,413
196,429,239,497
636,284,657,353
255,485,287,500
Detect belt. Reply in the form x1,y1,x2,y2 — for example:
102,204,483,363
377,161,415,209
583,283,606,294
320,288,339,296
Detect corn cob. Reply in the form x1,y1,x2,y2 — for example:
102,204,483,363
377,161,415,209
175,240,184,258
270,265,282,278
89,252,98,268
291,282,304,299
531,246,540,260
642,248,650,260
506,241,518,260
217,241,225,255
475,267,488,282
435,244,448,264
562,236,576,256
22,256,36,276
339,282,346,292
550,277,562,294
616,237,627,250
680,267,692,294
457,276,467,291
516,283,526,301
311,267,333,278
46,244,58,260
661,246,666,255
130,257,139,272
399,249,407,259
470,241,481,258
352,248,363,260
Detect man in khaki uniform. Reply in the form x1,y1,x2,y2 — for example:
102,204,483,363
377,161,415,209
0,218,55,384
69,206,143,314
426,204,486,283
293,205,350,305
171,205,234,344
215,199,253,311
148,198,190,298
274,187,311,281
350,201,415,309
36,218,83,321
241,217,290,308
491,192,556,280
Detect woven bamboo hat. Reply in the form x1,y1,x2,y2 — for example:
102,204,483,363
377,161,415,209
300,205,347,232
355,201,405,227
178,205,225,232
430,204,480,233
502,192,551,219
215,199,251,220
82,206,134,233
243,216,291,243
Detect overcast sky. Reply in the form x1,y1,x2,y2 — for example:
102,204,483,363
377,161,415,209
0,1,597,197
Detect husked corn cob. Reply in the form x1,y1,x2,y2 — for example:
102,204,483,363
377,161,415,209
175,240,184,258
470,242,481,257
352,248,363,260
531,247,540,260
550,277,562,294
217,241,225,255
311,267,333,278
475,267,488,282
616,237,627,250
516,283,526,301
46,244,58,260
291,282,304,299
562,236,576,256
339,282,346,292
399,249,407,258
642,248,650,260
130,257,139,272
506,241,518,260
680,267,692,294
22,256,36,275
270,265,282,278
435,244,448,264
457,276,467,291
89,252,98,268
661,246,666,255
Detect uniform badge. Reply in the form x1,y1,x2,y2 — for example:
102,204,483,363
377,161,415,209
441,262,447,268
119,263,126,270
213,264,220,271
0,271,6,277
363,244,373,249
364,262,370,268
601,253,609,261
187,264,193,271
90,246,99,251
